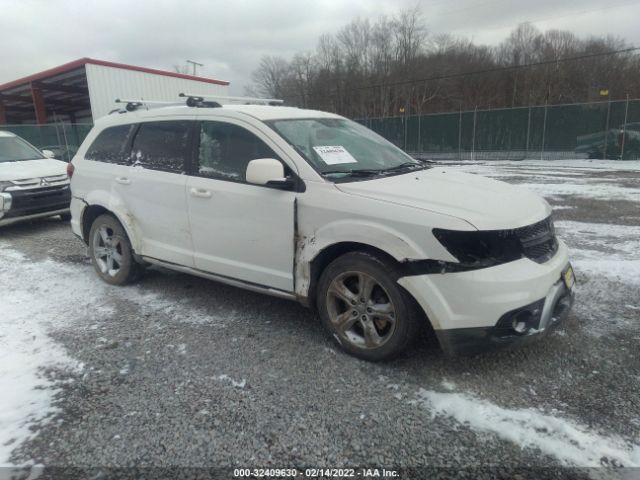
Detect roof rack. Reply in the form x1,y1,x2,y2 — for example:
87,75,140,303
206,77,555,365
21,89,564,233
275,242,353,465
109,93,285,115
113,98,183,112
178,92,284,107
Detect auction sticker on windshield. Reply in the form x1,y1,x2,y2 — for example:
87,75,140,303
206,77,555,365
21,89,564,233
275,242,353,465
313,146,358,165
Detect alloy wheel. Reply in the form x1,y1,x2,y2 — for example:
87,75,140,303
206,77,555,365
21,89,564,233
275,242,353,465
326,270,397,349
92,225,124,278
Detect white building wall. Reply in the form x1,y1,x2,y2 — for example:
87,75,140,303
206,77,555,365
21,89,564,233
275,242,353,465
85,64,229,121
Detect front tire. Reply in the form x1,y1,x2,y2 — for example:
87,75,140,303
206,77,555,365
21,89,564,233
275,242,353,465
88,214,141,285
317,251,420,361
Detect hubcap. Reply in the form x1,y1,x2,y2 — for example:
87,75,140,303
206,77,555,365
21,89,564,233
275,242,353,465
326,271,396,349
92,225,123,277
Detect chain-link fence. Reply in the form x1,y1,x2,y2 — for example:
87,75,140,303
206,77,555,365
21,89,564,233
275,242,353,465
357,98,640,160
1,123,93,161
5,99,640,162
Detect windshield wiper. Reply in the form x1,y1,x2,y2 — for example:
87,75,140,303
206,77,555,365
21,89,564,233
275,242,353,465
322,169,384,177
382,161,427,173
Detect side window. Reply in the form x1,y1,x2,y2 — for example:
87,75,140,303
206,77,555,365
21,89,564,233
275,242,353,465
197,121,283,182
130,121,192,173
85,124,135,164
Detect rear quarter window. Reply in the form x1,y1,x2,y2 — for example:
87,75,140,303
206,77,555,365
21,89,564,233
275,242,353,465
85,124,135,164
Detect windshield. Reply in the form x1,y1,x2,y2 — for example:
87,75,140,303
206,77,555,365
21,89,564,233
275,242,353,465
266,118,425,180
0,134,45,163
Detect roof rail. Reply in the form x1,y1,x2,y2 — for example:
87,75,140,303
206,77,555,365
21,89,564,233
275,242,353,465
110,93,285,115
114,98,183,112
178,92,284,106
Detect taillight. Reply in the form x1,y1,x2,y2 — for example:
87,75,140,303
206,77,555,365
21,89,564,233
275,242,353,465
66,162,75,178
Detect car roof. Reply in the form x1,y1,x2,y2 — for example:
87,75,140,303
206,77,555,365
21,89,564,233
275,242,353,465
0,131,17,138
94,104,343,128
219,104,342,120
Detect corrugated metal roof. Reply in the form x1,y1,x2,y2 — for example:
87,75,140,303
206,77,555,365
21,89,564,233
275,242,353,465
0,57,229,92
0,58,230,123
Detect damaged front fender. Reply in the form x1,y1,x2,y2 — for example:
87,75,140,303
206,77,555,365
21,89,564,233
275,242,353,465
293,218,451,302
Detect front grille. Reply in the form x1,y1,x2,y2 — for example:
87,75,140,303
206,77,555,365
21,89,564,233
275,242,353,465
6,185,71,218
515,216,558,263
7,174,69,190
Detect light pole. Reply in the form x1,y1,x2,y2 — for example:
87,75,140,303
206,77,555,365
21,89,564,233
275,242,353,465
186,60,204,76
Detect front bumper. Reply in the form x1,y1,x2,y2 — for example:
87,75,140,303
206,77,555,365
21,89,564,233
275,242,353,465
0,185,71,226
436,280,574,355
398,240,575,355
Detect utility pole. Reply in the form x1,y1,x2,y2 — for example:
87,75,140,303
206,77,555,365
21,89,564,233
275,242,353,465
186,60,204,76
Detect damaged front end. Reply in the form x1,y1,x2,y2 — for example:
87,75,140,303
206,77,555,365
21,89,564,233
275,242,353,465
431,216,559,271
397,215,574,355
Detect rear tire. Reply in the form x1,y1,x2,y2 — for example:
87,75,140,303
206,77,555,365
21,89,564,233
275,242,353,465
317,251,420,361
88,214,141,285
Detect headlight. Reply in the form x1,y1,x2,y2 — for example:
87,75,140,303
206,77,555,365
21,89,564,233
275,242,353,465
432,228,523,268
0,181,12,192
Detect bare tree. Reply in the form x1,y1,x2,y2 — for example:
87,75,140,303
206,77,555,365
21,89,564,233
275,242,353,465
247,9,640,117
251,56,290,98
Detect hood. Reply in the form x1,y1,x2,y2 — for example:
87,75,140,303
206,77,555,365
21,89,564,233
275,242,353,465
335,168,551,230
0,159,68,181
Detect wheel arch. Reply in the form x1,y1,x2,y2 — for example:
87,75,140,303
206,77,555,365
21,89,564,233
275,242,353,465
80,201,140,252
308,241,437,357
307,242,400,307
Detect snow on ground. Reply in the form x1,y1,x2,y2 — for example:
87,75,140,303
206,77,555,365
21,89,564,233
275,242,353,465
556,221,640,286
519,182,640,202
1,159,638,467
411,388,640,467
408,160,640,462
217,374,247,388
554,221,640,335
439,159,640,201
0,246,84,464
0,242,229,465
436,159,640,173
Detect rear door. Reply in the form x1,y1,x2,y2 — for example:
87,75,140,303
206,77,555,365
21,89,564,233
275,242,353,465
186,119,296,292
123,120,195,267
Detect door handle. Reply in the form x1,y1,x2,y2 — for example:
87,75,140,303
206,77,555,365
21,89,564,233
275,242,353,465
115,177,131,185
190,188,212,199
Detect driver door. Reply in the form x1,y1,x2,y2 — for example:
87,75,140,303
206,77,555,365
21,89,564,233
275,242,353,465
186,120,296,292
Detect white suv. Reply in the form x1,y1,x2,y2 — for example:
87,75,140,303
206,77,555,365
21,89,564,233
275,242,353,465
69,99,575,361
0,131,71,226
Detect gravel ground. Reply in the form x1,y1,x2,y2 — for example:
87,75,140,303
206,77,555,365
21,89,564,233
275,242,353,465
1,160,639,480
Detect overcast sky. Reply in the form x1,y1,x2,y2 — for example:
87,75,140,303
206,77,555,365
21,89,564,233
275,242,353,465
1,0,639,95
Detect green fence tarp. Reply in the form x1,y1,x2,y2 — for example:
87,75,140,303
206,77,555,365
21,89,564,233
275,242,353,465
356,99,640,160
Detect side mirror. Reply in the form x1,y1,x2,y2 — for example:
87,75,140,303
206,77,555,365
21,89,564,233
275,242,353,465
42,149,55,159
246,158,294,189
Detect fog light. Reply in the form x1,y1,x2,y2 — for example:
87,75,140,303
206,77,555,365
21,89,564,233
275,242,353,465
513,320,528,333
512,311,533,334
0,192,12,212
